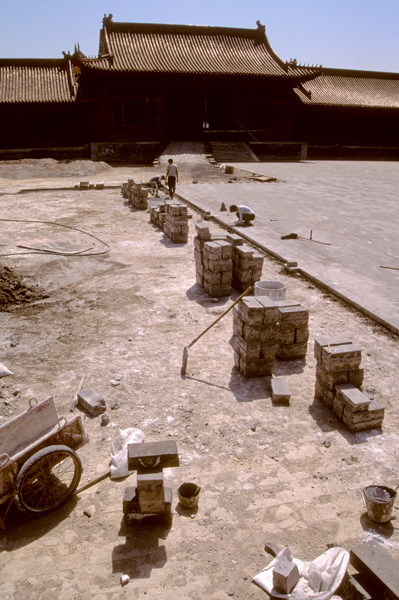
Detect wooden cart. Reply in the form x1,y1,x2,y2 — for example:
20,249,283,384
0,396,87,518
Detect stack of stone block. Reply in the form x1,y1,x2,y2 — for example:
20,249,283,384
149,202,166,229
194,224,231,297
163,201,189,243
275,301,309,360
232,243,264,292
314,336,384,432
233,296,279,377
121,178,148,210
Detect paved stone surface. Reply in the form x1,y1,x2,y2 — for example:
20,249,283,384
178,161,399,335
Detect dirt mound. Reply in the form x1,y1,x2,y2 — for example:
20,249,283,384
0,158,114,180
0,265,45,310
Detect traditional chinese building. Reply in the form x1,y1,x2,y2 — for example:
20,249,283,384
1,15,399,160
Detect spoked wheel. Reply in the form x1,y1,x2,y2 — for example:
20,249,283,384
14,445,82,515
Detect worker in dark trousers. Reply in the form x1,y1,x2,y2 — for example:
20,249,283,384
148,175,165,197
230,204,255,225
166,158,178,199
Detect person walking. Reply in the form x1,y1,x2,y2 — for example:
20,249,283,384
166,158,178,199
229,204,255,225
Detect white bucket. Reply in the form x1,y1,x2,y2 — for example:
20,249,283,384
254,280,287,301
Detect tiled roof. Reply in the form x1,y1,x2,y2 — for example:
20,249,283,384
82,19,292,78
294,68,399,109
0,59,79,103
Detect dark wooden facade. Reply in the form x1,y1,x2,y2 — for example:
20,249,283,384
1,16,399,155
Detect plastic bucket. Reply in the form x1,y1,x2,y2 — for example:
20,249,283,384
178,482,201,509
254,280,287,301
363,485,396,523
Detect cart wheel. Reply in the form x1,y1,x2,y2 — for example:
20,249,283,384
14,445,82,515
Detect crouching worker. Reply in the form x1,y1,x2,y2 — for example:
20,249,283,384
148,175,166,197
230,204,255,225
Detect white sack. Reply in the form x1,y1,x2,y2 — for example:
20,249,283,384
252,546,349,600
0,362,13,378
110,427,145,479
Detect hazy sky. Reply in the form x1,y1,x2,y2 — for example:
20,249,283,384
2,0,398,73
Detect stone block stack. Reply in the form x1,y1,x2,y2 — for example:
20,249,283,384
149,202,166,229
314,336,384,432
194,224,232,297
201,239,233,297
163,201,189,243
132,182,149,210
233,296,279,377
121,179,149,209
276,303,309,360
232,244,264,292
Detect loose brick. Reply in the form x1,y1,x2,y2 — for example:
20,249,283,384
271,377,291,404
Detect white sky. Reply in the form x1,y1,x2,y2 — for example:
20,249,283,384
1,0,399,73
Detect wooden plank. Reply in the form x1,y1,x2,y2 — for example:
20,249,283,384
350,542,399,600
0,396,59,458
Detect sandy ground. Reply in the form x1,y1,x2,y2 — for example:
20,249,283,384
0,150,398,600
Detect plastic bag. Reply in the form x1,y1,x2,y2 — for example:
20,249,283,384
110,427,145,479
252,545,349,599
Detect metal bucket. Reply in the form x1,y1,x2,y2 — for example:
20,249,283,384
363,485,396,523
178,482,201,509
254,280,287,301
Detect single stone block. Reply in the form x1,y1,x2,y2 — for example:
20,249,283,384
237,296,265,326
321,343,362,372
314,335,353,362
271,377,291,404
77,388,106,416
273,557,300,594
276,343,308,360
128,440,179,471
226,233,244,246
137,469,165,513
278,306,309,327
336,383,370,412
195,223,211,240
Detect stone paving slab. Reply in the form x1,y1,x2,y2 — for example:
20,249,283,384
177,161,399,335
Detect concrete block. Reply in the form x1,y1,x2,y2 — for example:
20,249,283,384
276,342,307,360
271,377,291,403
342,400,384,432
314,336,353,362
237,296,265,326
278,305,309,327
77,388,106,416
321,343,362,372
336,384,370,412
226,233,244,246
137,469,165,513
128,440,179,470
350,542,399,600
273,557,300,594
195,223,211,240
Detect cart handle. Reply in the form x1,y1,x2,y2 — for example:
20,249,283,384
0,454,11,469
29,397,38,409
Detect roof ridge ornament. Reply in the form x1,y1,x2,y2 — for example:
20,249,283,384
103,14,113,27
256,20,266,35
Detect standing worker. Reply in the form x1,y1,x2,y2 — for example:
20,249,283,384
166,158,178,199
230,204,255,225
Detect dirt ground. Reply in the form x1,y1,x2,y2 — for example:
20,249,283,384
0,149,398,600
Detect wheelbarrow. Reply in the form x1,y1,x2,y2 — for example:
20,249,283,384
0,395,87,522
